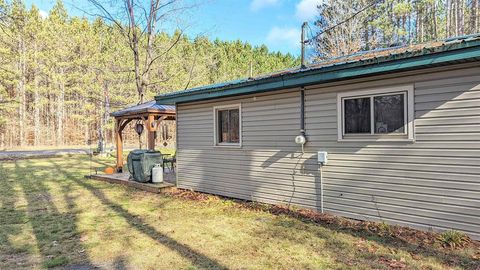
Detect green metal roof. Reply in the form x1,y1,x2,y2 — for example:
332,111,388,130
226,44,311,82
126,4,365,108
155,34,480,105
110,101,175,118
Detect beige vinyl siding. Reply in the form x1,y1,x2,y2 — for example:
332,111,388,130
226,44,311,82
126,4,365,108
175,63,480,239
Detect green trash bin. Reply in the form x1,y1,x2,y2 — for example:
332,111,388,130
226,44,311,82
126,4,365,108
127,150,163,183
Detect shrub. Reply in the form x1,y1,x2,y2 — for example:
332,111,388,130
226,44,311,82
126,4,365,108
437,230,470,248
377,222,392,236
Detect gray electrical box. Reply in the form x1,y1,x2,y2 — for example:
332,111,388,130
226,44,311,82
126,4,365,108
318,151,328,165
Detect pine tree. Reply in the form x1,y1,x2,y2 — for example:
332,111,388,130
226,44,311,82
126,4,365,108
0,0,299,148
312,0,480,59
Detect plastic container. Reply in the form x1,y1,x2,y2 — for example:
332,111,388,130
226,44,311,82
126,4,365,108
151,164,164,183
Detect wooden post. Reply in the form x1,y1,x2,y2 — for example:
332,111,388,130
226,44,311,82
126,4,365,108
147,131,155,150
116,119,124,172
147,114,155,150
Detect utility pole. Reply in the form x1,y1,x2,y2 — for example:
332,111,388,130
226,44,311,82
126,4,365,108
301,22,308,68
249,61,253,78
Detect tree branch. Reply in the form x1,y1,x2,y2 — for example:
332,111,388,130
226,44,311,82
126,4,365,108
184,51,199,90
142,29,184,76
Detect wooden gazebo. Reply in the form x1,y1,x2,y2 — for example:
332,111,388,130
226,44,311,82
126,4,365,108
110,101,176,172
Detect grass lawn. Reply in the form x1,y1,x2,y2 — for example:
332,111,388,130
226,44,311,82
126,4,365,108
0,156,478,270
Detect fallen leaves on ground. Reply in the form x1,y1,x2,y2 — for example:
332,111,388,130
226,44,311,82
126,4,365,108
167,189,480,254
379,257,407,269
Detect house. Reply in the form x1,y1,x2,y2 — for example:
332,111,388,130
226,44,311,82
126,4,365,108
156,35,480,239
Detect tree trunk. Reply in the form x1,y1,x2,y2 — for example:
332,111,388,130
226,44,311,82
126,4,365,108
18,36,27,147
433,1,438,40
454,1,459,36
446,0,449,37
457,0,464,36
33,41,41,146
104,82,110,146
126,0,144,104
415,7,419,42
408,11,412,43
47,81,53,145
56,68,65,146
474,0,480,33
364,23,369,50
84,121,89,145
0,133,4,149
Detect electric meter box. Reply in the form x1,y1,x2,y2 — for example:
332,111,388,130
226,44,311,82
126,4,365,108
318,151,328,165
295,134,306,145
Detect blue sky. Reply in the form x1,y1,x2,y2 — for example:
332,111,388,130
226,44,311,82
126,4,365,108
25,0,321,55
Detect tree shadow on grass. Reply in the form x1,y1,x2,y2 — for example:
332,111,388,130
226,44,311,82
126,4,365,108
14,159,97,269
0,162,32,268
46,159,229,270
111,255,127,270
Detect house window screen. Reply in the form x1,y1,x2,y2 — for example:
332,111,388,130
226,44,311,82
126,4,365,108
374,94,405,134
217,108,239,144
344,97,371,134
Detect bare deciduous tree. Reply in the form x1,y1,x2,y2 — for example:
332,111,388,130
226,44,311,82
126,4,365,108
87,0,192,103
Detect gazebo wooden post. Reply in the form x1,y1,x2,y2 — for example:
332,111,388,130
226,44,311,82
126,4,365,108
115,118,124,172
114,117,133,173
147,114,155,150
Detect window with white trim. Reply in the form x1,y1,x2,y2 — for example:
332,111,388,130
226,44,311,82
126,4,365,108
213,104,241,146
337,85,414,141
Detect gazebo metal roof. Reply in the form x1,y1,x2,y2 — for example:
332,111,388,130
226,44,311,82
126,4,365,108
110,100,175,118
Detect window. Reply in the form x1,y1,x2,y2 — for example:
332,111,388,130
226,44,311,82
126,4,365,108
344,97,371,134
214,104,241,146
337,85,414,141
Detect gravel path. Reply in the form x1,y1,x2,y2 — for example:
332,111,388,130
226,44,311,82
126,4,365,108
0,149,92,160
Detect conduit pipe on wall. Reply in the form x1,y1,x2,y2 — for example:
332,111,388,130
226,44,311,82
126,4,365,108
295,87,307,152
300,87,305,135
298,86,324,214
320,164,324,213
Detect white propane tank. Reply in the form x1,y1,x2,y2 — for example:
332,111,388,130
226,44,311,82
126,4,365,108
151,164,164,183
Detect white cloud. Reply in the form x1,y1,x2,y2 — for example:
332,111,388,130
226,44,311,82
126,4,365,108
39,9,48,19
250,0,279,11
295,0,322,21
266,26,301,49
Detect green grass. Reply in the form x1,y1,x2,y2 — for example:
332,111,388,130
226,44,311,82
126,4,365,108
42,256,69,269
0,156,478,269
